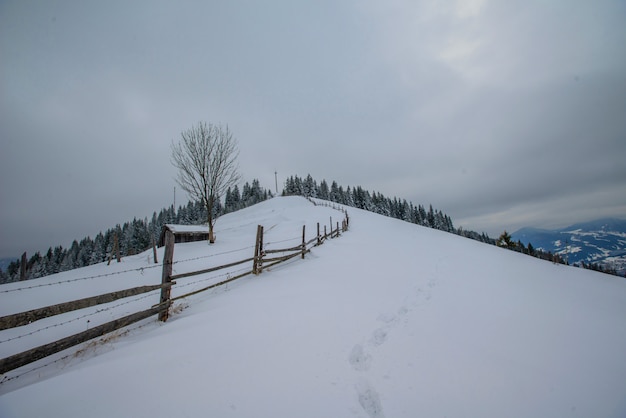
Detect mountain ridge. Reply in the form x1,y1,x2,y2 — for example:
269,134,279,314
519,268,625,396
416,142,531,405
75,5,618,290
512,217,626,275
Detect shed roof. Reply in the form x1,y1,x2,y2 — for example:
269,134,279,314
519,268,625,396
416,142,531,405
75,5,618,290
158,224,211,247
164,224,209,234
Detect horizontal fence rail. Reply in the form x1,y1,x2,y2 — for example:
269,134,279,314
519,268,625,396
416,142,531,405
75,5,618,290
0,284,172,331
170,257,255,281
0,303,169,375
0,199,349,377
170,270,254,303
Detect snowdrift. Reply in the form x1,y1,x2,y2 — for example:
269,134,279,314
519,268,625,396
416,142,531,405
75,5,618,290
1,196,626,418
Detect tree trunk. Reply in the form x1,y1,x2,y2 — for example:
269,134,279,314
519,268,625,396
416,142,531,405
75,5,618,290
20,252,27,281
207,197,215,243
209,224,215,243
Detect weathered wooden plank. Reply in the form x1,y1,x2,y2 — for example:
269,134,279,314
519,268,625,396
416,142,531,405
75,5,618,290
253,224,263,275
317,223,321,246
170,270,253,302
301,225,306,259
170,257,255,280
0,284,170,330
306,236,318,247
0,304,168,375
159,229,175,322
264,246,303,254
263,249,310,270
151,234,159,264
262,252,301,263
265,249,308,265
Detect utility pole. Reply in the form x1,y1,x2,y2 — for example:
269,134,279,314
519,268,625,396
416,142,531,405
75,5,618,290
275,171,278,195
173,186,176,210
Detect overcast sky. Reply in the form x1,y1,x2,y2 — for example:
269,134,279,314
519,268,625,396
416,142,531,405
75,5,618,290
1,0,625,258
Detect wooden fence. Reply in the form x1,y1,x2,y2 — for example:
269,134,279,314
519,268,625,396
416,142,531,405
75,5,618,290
0,207,349,376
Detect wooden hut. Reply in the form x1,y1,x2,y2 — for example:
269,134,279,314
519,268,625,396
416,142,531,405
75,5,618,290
158,224,211,247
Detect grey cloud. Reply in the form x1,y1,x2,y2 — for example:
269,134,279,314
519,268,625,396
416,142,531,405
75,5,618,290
1,0,625,257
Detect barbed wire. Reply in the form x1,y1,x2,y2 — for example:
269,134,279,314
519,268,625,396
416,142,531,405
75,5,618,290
264,236,301,247
0,317,156,386
1,211,351,384
0,263,163,293
0,245,256,294
172,266,250,291
1,214,346,294
171,244,255,266
0,349,74,386
0,291,158,345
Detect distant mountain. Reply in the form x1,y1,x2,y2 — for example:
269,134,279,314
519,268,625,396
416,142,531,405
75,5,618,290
0,257,17,273
512,218,626,275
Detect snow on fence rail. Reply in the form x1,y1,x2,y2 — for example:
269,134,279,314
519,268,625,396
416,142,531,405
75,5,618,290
0,208,349,376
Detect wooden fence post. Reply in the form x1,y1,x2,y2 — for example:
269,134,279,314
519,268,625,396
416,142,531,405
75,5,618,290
336,221,340,238
253,225,263,275
152,234,159,264
158,228,175,322
329,217,332,239
317,222,321,246
301,225,306,259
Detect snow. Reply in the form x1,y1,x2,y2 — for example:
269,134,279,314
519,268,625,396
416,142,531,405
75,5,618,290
164,224,209,233
568,245,582,254
2,196,626,417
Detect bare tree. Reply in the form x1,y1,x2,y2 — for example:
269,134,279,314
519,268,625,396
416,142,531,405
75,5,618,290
171,122,240,243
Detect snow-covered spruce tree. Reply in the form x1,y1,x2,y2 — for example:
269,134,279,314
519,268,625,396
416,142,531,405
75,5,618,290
496,230,514,248
318,180,330,200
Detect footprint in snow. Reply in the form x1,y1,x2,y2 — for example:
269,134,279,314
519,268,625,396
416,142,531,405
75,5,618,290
376,313,396,324
349,344,371,372
356,378,385,418
370,328,388,347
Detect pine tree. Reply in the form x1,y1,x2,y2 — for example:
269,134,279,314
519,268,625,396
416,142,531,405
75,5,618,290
92,233,106,264
496,231,514,247
427,205,435,228
318,180,330,200
330,181,341,203
343,186,353,206
303,174,317,197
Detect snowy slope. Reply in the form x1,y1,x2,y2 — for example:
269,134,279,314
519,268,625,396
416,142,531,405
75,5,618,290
1,196,626,418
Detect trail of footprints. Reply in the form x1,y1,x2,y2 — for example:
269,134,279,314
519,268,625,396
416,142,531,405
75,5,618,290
349,276,438,418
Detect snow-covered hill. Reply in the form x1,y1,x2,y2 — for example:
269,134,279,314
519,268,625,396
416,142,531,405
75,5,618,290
1,197,626,418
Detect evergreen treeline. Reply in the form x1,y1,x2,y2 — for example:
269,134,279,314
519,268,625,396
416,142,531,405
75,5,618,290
282,174,458,233
0,180,272,284
282,175,625,277
281,174,493,246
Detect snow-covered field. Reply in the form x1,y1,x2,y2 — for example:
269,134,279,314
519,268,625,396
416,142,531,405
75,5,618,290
1,196,626,417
